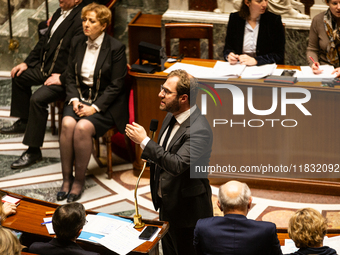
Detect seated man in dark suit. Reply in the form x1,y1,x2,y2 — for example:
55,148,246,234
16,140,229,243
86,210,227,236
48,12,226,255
0,0,85,169
28,203,99,255
194,180,283,255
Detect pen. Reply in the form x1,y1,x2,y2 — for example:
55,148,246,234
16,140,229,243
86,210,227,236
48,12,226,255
16,202,20,207
309,56,319,70
41,221,52,225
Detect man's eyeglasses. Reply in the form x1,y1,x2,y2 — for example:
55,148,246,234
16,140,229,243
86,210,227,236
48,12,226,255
160,85,177,96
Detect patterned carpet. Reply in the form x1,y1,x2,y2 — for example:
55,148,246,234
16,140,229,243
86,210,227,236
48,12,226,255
1,77,340,231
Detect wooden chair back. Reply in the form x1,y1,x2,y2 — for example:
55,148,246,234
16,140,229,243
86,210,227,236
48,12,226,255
165,23,214,59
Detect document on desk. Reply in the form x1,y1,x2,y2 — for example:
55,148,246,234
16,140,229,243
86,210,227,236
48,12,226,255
97,226,144,255
164,62,217,78
96,226,160,255
280,239,298,254
240,64,277,79
296,65,337,81
164,62,241,80
79,213,133,241
212,61,246,77
78,213,160,255
281,236,340,254
43,217,54,235
324,235,340,254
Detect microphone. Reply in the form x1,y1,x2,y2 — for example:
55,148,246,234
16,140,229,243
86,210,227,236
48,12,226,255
149,119,158,141
134,119,158,228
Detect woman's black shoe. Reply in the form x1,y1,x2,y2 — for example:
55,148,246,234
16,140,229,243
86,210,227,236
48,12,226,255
56,191,68,201
67,193,82,203
57,177,74,201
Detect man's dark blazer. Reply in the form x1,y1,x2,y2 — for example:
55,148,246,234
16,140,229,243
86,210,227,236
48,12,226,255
24,2,85,85
65,33,128,134
194,214,283,255
223,11,285,66
28,238,100,255
142,107,213,228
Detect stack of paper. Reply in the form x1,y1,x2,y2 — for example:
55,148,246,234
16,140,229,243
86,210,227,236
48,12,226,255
164,62,277,80
164,62,246,80
212,61,246,78
77,213,160,255
240,64,277,79
296,65,337,82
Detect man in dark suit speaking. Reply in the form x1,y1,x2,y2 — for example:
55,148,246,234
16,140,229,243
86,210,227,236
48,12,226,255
0,0,85,169
126,70,213,255
194,180,283,255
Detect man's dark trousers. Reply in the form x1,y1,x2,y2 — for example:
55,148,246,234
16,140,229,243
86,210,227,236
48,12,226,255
11,65,65,147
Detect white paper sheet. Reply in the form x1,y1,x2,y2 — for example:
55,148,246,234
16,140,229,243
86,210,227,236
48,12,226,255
164,62,279,80
212,61,246,77
78,214,161,255
240,64,277,79
43,217,54,235
82,214,133,236
97,225,145,255
297,65,337,81
281,236,340,254
324,235,340,254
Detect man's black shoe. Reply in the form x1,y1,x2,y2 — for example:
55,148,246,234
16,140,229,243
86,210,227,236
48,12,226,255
0,119,27,134
11,150,42,169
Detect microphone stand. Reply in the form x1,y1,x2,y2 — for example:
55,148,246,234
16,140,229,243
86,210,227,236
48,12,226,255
134,121,158,228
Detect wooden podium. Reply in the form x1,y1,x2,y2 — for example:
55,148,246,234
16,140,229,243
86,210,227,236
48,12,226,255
128,12,162,65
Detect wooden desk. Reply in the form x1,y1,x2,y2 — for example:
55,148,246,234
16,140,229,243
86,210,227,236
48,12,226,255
2,190,168,255
129,59,340,194
277,228,340,246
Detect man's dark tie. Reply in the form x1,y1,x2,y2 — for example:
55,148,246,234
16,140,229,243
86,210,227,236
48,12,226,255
154,115,177,202
162,116,177,150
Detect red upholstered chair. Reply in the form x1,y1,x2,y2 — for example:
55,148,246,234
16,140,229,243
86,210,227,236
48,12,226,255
165,23,214,59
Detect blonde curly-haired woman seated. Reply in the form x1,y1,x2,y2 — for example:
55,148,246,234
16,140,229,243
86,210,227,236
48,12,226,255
286,208,336,255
